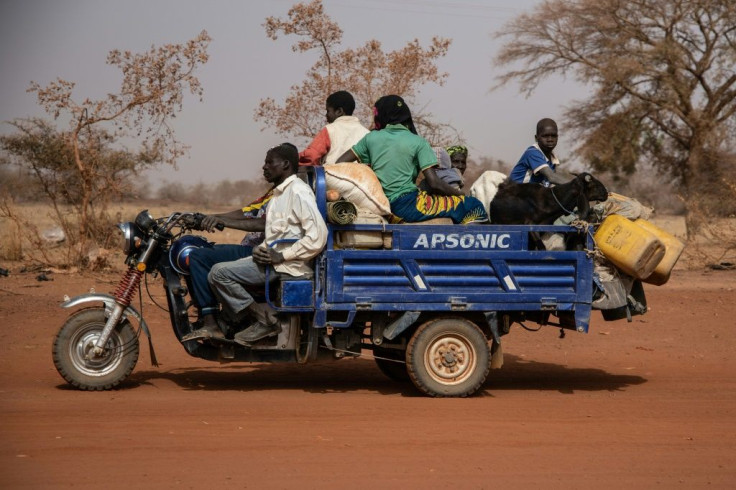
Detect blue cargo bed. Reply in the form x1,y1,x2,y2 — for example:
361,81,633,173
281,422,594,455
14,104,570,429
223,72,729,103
317,223,594,332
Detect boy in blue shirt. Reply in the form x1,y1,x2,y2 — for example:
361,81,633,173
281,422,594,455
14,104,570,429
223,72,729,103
509,118,575,186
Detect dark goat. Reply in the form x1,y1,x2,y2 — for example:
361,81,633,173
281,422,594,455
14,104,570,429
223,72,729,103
490,173,608,225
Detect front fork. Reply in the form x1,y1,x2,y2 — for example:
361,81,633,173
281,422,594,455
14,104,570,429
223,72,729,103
92,269,144,356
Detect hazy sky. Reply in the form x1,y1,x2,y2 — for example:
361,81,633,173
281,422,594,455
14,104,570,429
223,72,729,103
0,0,587,186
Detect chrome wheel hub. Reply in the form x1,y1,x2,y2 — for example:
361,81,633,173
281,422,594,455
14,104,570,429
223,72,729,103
424,334,477,385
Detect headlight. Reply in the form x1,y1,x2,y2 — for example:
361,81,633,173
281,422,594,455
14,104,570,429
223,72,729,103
118,222,145,254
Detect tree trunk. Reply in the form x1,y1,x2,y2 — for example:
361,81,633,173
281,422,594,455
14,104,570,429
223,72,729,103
681,128,731,239
71,129,92,260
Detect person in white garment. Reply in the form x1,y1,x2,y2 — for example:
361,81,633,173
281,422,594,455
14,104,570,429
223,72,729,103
184,143,327,345
299,90,369,166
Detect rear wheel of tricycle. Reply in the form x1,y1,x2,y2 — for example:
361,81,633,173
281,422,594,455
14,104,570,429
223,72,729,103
406,317,490,397
52,307,139,390
373,346,410,382
296,315,318,364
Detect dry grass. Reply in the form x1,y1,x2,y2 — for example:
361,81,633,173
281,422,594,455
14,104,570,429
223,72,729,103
675,217,736,270
0,201,246,269
0,220,22,260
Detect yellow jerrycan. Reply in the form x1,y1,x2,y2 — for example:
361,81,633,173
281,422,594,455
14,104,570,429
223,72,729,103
593,214,666,280
633,219,686,285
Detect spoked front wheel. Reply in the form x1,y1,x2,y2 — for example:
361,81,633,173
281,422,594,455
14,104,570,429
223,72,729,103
52,307,139,390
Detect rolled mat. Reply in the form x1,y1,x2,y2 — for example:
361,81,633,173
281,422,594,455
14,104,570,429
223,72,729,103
326,200,358,224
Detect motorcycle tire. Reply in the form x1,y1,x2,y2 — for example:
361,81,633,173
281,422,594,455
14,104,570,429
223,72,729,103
52,307,139,390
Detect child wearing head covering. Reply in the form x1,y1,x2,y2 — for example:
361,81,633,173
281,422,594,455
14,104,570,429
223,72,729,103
419,147,463,191
372,94,418,133
446,145,468,176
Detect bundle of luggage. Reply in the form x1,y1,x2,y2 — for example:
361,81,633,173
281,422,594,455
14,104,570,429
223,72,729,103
591,194,685,310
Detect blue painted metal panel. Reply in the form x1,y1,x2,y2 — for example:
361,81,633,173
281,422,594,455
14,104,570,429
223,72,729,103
280,280,314,308
398,228,523,251
325,248,591,305
320,224,593,330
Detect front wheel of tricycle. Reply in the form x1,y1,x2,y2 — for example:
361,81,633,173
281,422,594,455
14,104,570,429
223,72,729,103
52,307,139,390
406,317,490,397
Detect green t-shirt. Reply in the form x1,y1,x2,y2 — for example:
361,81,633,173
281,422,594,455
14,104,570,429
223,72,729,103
351,124,438,202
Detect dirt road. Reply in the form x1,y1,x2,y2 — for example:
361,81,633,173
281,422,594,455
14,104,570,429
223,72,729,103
1,268,734,489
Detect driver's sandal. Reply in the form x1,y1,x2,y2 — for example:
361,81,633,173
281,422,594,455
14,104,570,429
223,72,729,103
181,325,226,342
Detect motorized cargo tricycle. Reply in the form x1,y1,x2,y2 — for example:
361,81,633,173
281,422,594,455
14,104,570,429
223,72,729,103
53,167,646,397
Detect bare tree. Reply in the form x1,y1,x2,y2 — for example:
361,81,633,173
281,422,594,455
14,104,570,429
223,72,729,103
26,31,211,251
2,118,123,243
494,0,736,225
255,0,455,145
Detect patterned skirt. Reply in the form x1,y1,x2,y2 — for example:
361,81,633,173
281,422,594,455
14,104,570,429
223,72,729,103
390,190,488,224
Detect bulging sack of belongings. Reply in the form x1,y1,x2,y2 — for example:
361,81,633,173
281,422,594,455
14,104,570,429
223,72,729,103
324,163,391,216
541,232,565,251
592,257,648,320
592,256,631,310
470,170,507,218
599,192,653,220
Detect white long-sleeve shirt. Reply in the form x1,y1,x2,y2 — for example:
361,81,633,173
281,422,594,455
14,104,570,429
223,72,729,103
263,174,327,277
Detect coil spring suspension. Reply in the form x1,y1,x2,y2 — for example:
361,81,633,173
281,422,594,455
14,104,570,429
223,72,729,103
113,269,144,307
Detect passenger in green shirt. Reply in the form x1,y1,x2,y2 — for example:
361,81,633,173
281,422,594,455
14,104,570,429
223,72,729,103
337,95,487,224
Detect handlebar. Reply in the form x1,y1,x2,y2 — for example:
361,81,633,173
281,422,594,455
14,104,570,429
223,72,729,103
190,213,225,232
158,212,225,233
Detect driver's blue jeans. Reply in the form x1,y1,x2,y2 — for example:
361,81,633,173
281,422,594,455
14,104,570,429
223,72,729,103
188,244,253,316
